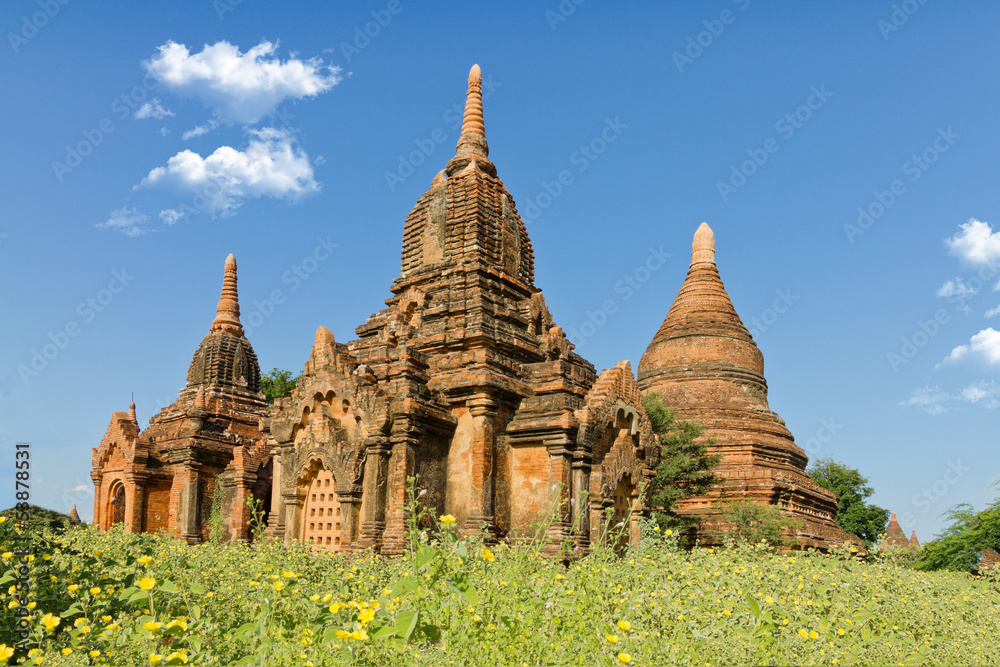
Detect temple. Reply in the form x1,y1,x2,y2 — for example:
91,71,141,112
92,64,859,553
91,254,271,542
637,223,858,549
882,512,920,549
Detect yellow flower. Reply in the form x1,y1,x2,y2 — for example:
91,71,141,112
617,620,631,632
798,629,809,639
149,655,163,664
144,621,163,631
273,581,285,592
61,649,72,655
665,529,673,536
282,571,296,578
166,651,187,663
349,629,368,640
335,630,350,640
138,556,153,565
67,584,79,592
0,645,15,664
42,613,61,632
89,587,101,595
0,553,11,560
765,596,773,604
809,630,819,639
481,547,495,562
329,602,344,613
837,628,845,636
358,608,375,624
138,577,157,591
473,615,481,622
617,653,631,664
0,516,6,524
439,515,457,525
89,650,101,658
74,618,87,628
605,634,619,643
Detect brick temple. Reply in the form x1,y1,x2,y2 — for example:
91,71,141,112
92,65,857,552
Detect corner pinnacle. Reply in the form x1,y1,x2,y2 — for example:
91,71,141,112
692,222,715,265
210,254,244,336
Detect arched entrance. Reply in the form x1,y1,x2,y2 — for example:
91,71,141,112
108,483,126,528
610,474,634,556
301,468,343,551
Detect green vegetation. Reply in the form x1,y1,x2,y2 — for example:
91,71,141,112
916,491,1000,573
260,368,300,403
643,394,721,538
0,506,76,535
4,493,999,666
719,499,804,549
807,458,889,548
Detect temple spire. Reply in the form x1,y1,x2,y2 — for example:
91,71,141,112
210,254,244,337
455,64,488,159
692,222,715,264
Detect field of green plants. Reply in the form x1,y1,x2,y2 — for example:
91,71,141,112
2,512,998,666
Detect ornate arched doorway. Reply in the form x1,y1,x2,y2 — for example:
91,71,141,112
108,483,126,528
301,468,343,551
610,474,634,556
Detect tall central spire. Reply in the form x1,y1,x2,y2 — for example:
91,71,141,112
456,64,488,159
210,253,243,337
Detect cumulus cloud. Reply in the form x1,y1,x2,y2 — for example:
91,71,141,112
945,218,1000,266
134,99,174,120
986,305,1000,319
159,209,185,225
62,484,93,495
144,40,341,125
940,328,1000,366
899,385,951,415
137,127,319,217
96,207,149,237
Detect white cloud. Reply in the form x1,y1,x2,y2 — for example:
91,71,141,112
144,40,341,125
159,127,170,137
986,305,1000,319
940,328,1000,366
159,209,186,225
137,127,319,217
945,218,1000,266
62,484,93,495
960,380,1000,409
899,385,951,415
134,98,174,120
181,119,219,140
96,207,149,237
937,277,978,300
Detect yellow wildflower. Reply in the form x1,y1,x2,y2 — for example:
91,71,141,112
41,614,61,632
481,547,495,562
138,577,157,591
617,620,631,632
0,645,15,664
605,634,619,643
149,655,163,664
439,514,457,525
138,556,153,565
144,621,163,631
617,653,631,663
358,608,375,624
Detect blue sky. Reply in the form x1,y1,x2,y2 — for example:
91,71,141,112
1,1,998,542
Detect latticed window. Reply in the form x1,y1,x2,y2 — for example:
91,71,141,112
301,469,342,551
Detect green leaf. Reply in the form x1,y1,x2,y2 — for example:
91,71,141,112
446,572,478,606
233,622,257,638
391,576,418,597
0,571,14,586
127,589,149,604
118,586,138,601
395,610,419,642
158,579,179,594
189,582,205,596
416,546,438,571
746,594,761,618
322,627,342,644
372,625,397,640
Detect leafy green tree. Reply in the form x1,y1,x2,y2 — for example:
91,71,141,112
0,505,76,533
807,457,889,548
260,367,300,403
643,393,721,536
915,492,1000,572
719,499,804,548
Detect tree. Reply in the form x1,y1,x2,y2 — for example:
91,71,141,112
719,499,803,548
260,367,299,403
915,492,1000,572
643,393,721,536
807,457,889,548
